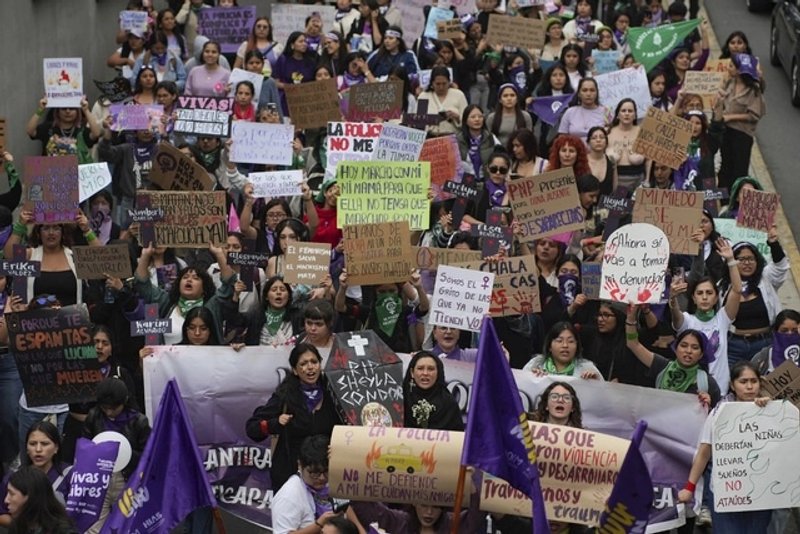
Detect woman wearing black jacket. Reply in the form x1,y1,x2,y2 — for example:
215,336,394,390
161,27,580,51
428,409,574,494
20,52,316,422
403,351,463,431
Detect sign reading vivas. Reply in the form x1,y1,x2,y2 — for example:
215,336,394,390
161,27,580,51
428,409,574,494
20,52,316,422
8,304,99,407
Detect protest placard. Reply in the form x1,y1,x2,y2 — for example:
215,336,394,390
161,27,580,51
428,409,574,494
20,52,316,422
226,250,268,290
453,255,541,315
430,265,494,332
284,79,342,130
337,161,430,231
508,168,585,241
591,49,621,74
761,361,800,408
197,6,256,53
424,7,455,38
469,209,512,257
419,135,460,201
581,261,602,300
130,303,172,345
683,70,726,96
227,68,264,104
437,18,464,40
136,191,227,247
342,221,413,285
595,66,650,119
736,188,779,232
600,223,669,304
43,58,83,108
247,170,303,198
24,155,79,224
109,104,164,133
633,107,693,169
8,305,99,407
0,245,41,303
487,14,546,51
0,117,5,152
65,439,119,533
72,244,132,280
413,246,483,271
348,81,404,123
372,124,426,162
270,4,336,47
149,142,214,192
78,163,112,203
713,218,771,261
705,58,732,75
94,77,132,103
174,99,232,137
632,188,703,255
325,122,382,179
283,242,332,285
416,69,454,95
119,10,148,34
229,122,293,166
329,426,468,506
712,402,800,512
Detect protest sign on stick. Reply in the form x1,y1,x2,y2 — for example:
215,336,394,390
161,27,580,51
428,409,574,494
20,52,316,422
342,221,413,285
736,188,779,232
633,107,693,169
600,223,669,304
632,189,704,255
131,303,172,346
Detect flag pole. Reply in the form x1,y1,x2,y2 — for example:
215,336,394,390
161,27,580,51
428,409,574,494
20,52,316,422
450,464,468,534
212,507,227,534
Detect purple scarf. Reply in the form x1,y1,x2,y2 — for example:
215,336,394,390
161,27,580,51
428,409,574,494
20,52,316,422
485,179,506,208
468,134,483,179
300,382,323,412
102,408,140,433
771,332,800,370
304,481,332,517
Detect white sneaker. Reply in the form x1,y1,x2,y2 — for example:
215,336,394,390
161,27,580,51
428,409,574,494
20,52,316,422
696,506,712,526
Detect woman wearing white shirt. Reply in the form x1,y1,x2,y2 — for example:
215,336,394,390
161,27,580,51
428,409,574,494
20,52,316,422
416,66,468,137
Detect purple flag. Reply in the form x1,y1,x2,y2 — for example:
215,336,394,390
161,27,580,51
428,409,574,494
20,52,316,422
598,421,653,533
65,438,119,532
99,380,216,534
529,94,573,126
461,318,549,533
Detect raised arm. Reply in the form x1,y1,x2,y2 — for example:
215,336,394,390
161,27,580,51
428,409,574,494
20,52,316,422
239,184,258,241
625,305,655,368
669,277,687,330
718,238,742,320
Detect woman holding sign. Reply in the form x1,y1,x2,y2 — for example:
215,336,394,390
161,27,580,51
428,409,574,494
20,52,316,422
417,67,468,137
26,96,102,163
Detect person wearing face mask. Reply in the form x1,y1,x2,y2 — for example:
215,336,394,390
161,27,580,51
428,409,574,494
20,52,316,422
82,191,121,246
752,309,800,375
130,32,187,92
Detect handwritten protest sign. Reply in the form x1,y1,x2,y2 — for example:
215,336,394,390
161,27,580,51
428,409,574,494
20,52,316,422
247,170,303,198
581,262,602,300
174,96,233,137
372,124,426,162
705,59,732,75
72,245,132,280
0,245,41,303
94,77,131,103
197,6,256,53
136,191,227,247
595,66,650,119
119,10,148,34
342,221,413,285
437,18,464,40
761,361,800,408
348,81,404,123
149,142,214,191
736,188,779,232
24,156,79,224
508,168,585,241
227,68,264,104
632,189,703,255
453,255,541,316
600,223,669,304
326,122,382,179
226,250,268,290
329,426,468,505
131,303,172,346
337,161,430,231
683,70,726,96
78,163,112,202
424,7,455,38
487,14,546,51
283,242,332,285
430,265,494,332
8,305,99,407
229,122,293,166
633,107,693,169
420,135,460,201
43,58,83,108
591,50,621,74
109,104,163,133
270,4,336,47
713,218,771,261
712,402,800,512
479,422,630,525
284,79,342,130
325,331,405,426
413,246,483,271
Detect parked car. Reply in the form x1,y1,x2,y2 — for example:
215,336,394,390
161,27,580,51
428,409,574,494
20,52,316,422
749,0,776,12
770,0,800,105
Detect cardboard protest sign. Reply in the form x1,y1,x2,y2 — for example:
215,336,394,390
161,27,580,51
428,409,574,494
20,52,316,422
197,6,256,54
227,250,268,290
24,156,79,224
283,242,332,285
72,244,132,280
412,246,483,271
174,96,233,137
762,361,800,408
329,426,467,505
487,14,546,50
326,122,382,179
443,174,479,228
94,77,132,103
713,218,771,261
78,163,112,203
337,161,430,231
437,18,464,40
43,58,83,108
712,402,800,512
119,10,148,34
270,4,336,47
632,189,703,255
347,81,404,123
149,142,214,192
325,331,405,426
508,168,585,241
430,265,494,332
227,68,264,104
342,221,413,285
633,107,693,169
247,170,303,198
229,122,293,166
8,305,99,407
284,79,342,130
419,135,460,201
135,191,227,247
479,422,630,525
591,49,621,74
581,261,602,300
108,104,164,133
372,123,426,162
736,188,779,232
683,70,726,96
424,7,455,38
595,66,650,119
0,117,5,153
453,255,541,316
600,223,669,304
469,209,513,257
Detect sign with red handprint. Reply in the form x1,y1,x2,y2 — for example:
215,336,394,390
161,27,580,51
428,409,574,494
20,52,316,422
600,223,669,304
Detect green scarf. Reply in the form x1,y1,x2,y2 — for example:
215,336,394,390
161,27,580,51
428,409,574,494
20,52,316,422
695,309,715,322
687,138,701,158
178,297,203,316
264,307,286,336
375,293,402,337
542,356,576,376
657,360,699,392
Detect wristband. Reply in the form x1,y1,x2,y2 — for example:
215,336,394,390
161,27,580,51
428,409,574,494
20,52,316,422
625,321,637,326
13,222,28,237
727,259,739,267
35,108,46,117
626,332,638,340
684,481,696,492
259,419,268,436
315,520,323,528
84,230,97,242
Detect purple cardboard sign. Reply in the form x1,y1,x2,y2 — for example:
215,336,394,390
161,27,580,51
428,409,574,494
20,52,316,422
65,438,119,532
197,6,257,54
131,303,171,345
23,155,79,224
109,104,164,133
0,245,41,303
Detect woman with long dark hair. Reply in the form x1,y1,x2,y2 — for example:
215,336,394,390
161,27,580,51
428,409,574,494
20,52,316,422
455,105,500,182
558,78,610,145
606,98,646,190
524,321,603,379
674,109,723,192
529,381,583,428
403,351,463,431
366,26,420,78
233,16,283,71
417,66,468,137
486,84,533,146
3,467,76,534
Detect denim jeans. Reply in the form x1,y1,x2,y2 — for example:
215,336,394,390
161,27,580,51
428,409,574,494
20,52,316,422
711,507,772,534
0,352,22,463
727,332,772,366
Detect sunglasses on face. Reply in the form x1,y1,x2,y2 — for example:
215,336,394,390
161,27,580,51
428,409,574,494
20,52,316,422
488,165,509,174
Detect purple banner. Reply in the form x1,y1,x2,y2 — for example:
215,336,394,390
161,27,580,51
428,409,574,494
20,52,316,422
109,104,164,133
65,438,119,532
197,7,257,54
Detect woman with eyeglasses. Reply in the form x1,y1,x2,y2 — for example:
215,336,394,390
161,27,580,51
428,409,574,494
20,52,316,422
529,381,583,428
233,17,283,72
430,325,477,362
523,322,603,380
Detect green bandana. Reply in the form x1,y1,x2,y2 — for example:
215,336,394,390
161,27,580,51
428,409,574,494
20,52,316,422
695,309,715,322
178,297,203,316
264,307,285,336
375,293,402,337
657,360,699,392
542,356,576,376
687,138,701,158
199,151,216,168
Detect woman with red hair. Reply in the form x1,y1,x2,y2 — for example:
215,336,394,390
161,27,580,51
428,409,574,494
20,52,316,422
548,134,590,177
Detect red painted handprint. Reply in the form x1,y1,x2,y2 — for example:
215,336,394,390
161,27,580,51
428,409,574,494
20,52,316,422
603,279,627,302
637,280,663,303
